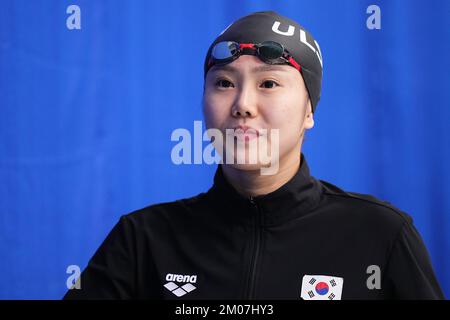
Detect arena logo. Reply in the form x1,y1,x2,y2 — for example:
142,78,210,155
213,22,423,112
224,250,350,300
164,273,198,297
165,273,197,283
170,121,280,175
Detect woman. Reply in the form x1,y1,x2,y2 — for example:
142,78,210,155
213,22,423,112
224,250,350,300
64,11,444,300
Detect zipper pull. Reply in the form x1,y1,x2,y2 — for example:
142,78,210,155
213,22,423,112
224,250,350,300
249,196,257,207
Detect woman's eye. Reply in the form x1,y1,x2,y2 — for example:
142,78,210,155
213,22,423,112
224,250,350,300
215,79,234,88
260,80,279,89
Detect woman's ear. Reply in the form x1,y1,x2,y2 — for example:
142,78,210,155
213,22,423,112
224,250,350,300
304,99,314,130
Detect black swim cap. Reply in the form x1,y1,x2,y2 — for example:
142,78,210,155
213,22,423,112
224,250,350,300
204,11,323,112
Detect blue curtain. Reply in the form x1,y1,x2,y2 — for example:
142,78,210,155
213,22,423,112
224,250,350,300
0,0,448,299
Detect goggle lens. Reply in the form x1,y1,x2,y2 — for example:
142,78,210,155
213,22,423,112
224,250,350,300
257,41,284,60
211,41,240,60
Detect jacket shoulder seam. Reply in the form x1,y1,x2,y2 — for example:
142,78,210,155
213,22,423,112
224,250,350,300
322,190,411,223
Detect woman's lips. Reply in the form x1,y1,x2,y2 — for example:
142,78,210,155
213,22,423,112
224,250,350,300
228,125,260,141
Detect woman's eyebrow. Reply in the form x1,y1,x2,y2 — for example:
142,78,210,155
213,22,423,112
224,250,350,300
210,65,237,74
251,65,289,73
210,64,289,74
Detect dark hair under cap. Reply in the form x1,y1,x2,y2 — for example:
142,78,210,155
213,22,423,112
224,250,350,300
204,11,323,113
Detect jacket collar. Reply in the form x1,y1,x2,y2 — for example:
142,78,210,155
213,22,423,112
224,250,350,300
207,153,323,226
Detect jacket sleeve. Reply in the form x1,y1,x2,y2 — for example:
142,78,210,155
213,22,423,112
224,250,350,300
63,215,137,299
384,219,445,299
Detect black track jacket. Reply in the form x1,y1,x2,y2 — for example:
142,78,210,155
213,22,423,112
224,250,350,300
64,154,444,300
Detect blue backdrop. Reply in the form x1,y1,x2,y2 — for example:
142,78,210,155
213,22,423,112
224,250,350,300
0,0,449,299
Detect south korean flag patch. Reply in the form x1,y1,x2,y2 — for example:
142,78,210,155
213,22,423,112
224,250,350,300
300,275,344,300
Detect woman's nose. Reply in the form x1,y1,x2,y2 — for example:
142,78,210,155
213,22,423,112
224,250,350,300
231,87,258,118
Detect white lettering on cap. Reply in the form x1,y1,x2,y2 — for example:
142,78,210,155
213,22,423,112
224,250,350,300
219,22,233,36
272,21,323,69
271,21,295,36
314,39,323,69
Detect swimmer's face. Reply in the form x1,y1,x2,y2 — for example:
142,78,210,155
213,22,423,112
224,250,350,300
203,55,314,171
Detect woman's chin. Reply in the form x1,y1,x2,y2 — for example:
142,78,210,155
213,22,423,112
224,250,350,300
224,162,264,172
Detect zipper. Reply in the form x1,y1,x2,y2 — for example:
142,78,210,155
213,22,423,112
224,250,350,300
246,196,262,299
